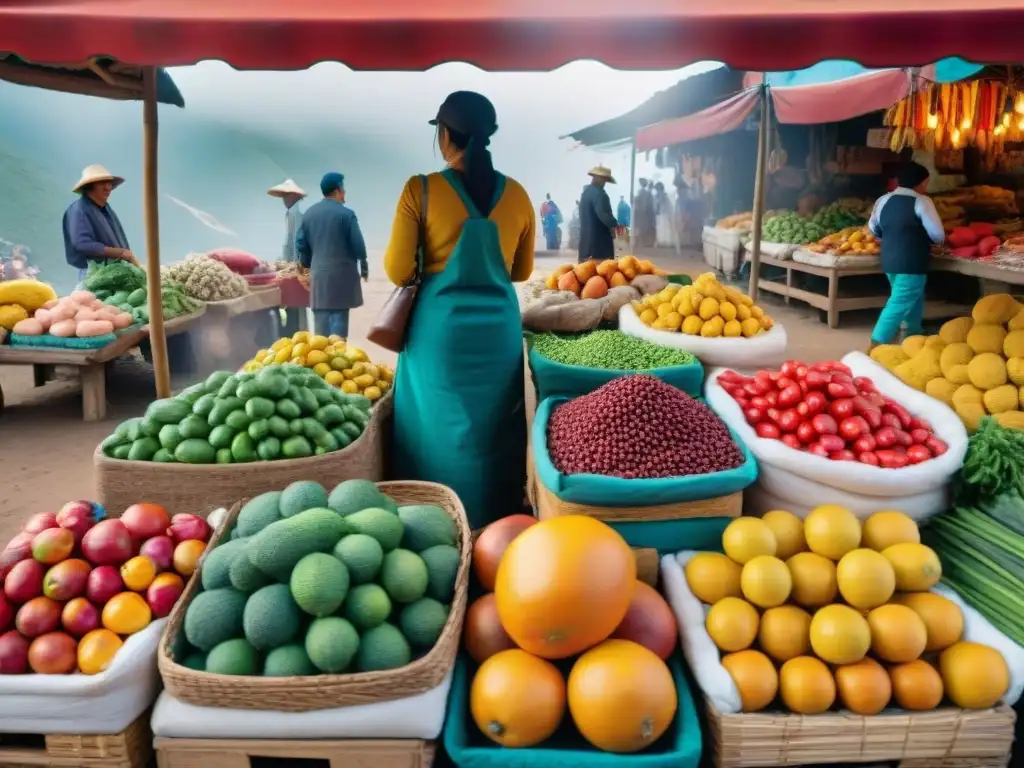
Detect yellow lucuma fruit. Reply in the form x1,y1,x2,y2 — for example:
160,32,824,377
994,411,1024,429
972,293,1019,325
1007,357,1024,386
967,352,1008,391
939,316,973,344
966,324,1007,355
939,343,973,377
893,347,941,391
982,384,1019,414
0,303,29,330
870,344,909,369
1004,330,1024,359
924,377,957,406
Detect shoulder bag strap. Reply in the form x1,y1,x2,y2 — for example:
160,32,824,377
410,174,428,287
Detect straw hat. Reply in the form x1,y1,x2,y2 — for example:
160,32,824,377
72,164,124,194
267,179,307,199
588,165,616,184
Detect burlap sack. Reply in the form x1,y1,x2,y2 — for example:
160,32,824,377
521,292,605,333
631,275,670,295
602,286,641,322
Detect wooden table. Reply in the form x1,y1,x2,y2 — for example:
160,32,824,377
932,255,1024,292
202,286,282,318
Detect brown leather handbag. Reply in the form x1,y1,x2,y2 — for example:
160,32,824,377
367,175,428,353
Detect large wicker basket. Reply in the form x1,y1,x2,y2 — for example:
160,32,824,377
157,480,470,711
95,392,391,516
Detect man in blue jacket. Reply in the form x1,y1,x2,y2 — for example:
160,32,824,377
63,164,137,286
296,172,368,339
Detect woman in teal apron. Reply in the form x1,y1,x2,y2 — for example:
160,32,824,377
383,91,536,530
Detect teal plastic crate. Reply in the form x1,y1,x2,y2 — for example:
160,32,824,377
607,517,732,554
444,654,701,768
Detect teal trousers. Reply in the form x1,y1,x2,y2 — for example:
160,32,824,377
871,273,927,344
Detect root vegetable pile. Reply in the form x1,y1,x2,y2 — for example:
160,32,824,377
718,360,948,467
547,374,744,479
531,330,696,371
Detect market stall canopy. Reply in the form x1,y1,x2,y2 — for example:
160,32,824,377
635,70,915,152
1,1,1023,73
0,54,184,107
746,58,985,89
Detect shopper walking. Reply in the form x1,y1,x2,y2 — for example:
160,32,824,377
577,165,618,263
634,178,656,247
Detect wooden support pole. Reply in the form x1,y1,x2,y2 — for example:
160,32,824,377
747,84,770,302
143,67,170,399
628,136,638,251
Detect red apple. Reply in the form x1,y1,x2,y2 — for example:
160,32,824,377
85,565,123,606
0,631,30,674
31,528,75,565
4,559,46,603
28,632,78,674
56,500,97,544
43,559,91,601
166,514,211,543
61,597,101,638
16,596,62,638
0,532,33,579
121,503,171,541
81,520,134,566
139,536,174,571
23,512,58,535
0,593,13,633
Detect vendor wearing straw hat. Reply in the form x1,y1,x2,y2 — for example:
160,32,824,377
63,164,136,285
578,165,619,264
268,178,308,334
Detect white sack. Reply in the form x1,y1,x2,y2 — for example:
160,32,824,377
151,668,453,740
705,352,968,521
744,482,946,521
619,304,789,369
0,619,164,734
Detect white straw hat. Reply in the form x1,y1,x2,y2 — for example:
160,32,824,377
72,164,124,194
588,165,616,184
267,179,307,198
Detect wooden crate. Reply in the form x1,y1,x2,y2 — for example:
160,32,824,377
154,737,435,768
0,714,151,768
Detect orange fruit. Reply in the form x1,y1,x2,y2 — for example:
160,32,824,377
758,605,811,662
77,628,124,675
705,597,759,653
722,518,776,564
861,511,920,551
721,649,778,712
803,505,861,560
893,592,963,651
740,556,792,608
761,510,807,560
835,658,891,715
867,604,927,663
786,552,838,608
836,549,895,610
779,656,836,714
120,555,158,592
172,539,208,578
939,642,1010,709
101,592,152,635
809,604,870,665
890,659,944,711
684,553,742,604
881,543,941,591
471,649,565,748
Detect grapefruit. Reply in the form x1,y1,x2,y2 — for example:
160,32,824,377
722,518,776,564
740,556,792,608
809,604,870,665
684,553,742,604
836,549,895,610
722,649,778,712
779,656,835,714
803,505,861,560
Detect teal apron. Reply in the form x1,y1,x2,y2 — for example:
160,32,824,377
393,170,526,529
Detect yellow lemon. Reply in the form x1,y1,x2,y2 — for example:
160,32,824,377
273,348,291,364
342,368,357,379
809,605,870,665
364,386,382,401
328,334,345,345
325,370,345,387
313,362,332,378
741,555,792,608
330,356,351,371
271,338,290,351
836,549,896,610
684,553,742,604
758,605,812,662
640,308,657,325
761,510,807,560
722,517,777,564
291,342,310,358
706,597,759,653
352,361,368,374
309,335,329,351
341,380,359,394
347,346,368,363
379,367,394,382
253,348,270,361
786,552,838,608
862,511,920,551
803,505,861,560
882,543,942,591
292,331,310,343
375,379,392,393
354,373,375,388
306,350,328,366
292,355,307,367
364,363,380,380
242,361,262,372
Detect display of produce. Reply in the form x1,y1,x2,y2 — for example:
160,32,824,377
99,365,373,464
175,479,459,676
717,360,949,467
547,374,744,479
0,501,208,675
7,291,132,339
922,419,1024,645
870,293,1024,432
761,202,866,246
466,515,679,752
83,261,202,324
242,332,393,402
543,255,667,296
941,222,1003,259
0,279,58,331
630,272,773,336
715,212,754,230
530,330,696,371
686,506,1010,714
162,254,250,302
804,226,881,256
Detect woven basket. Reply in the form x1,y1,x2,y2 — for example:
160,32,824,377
95,392,391,516
157,479,471,711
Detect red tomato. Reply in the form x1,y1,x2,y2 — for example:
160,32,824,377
829,398,855,420
827,381,858,399
745,381,768,397
831,449,857,461
885,402,913,429
724,386,744,400
781,433,802,450
867,392,886,409
925,437,948,456
780,360,802,377
894,430,914,448
766,408,782,424
778,409,802,433
808,443,831,458
778,384,802,408
776,376,797,391
818,434,846,453
874,426,898,448
906,444,933,464
795,364,809,379
734,396,750,409
811,414,838,435
858,451,880,466
751,396,770,410
915,418,934,432
853,376,876,393
743,407,764,425
876,450,910,469
909,428,931,444
809,362,834,374
755,369,773,382
755,422,781,439
859,408,882,430
799,380,809,394
880,413,903,430
765,390,779,406
838,417,865,441
796,421,817,444
804,391,828,415
853,434,877,453
796,402,809,417
804,370,830,391
717,370,744,384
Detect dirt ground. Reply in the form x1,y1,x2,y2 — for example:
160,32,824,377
0,248,873,546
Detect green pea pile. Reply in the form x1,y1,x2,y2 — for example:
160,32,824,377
531,330,697,371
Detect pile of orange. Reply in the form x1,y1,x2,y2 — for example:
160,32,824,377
463,515,679,753
544,255,666,299
686,506,1010,715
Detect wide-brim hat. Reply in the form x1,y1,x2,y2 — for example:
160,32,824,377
267,178,307,198
72,164,124,194
588,165,616,184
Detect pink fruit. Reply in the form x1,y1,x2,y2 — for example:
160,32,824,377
0,532,33,579
43,559,91,601
62,597,101,638
0,593,12,633
16,596,62,638
4,559,46,603
0,630,30,674
146,572,185,618
81,520,134,566
121,503,171,541
31,528,75,566
85,565,124,606
28,632,78,674
166,514,211,543
56,500,98,544
139,536,175,571
23,513,58,535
